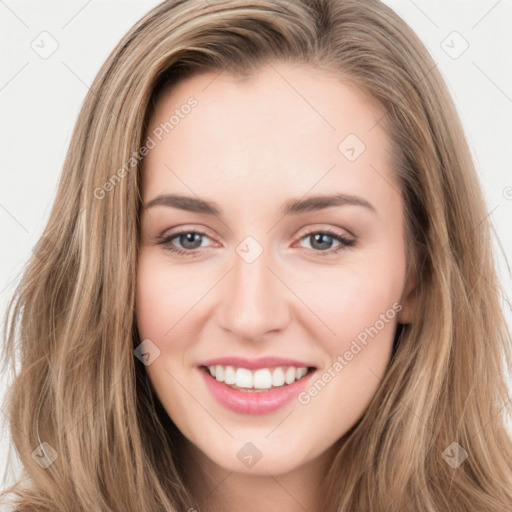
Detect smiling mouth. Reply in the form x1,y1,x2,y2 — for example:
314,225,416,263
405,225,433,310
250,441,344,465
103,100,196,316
201,364,316,392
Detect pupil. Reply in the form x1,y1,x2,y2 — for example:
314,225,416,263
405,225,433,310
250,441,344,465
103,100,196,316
311,233,332,250
181,233,201,249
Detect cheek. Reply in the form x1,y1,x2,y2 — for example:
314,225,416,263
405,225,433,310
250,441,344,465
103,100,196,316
136,255,170,340
294,266,401,431
135,251,206,347
295,261,404,355
135,252,201,430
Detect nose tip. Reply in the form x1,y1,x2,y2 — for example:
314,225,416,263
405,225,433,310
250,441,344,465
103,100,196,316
216,249,291,341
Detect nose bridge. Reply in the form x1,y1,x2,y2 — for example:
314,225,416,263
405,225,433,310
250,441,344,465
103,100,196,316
218,241,290,340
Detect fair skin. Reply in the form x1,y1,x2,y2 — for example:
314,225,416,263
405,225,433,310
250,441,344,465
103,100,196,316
136,61,415,512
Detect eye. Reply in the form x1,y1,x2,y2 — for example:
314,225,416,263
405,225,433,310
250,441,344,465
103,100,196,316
296,229,355,256
157,229,213,256
156,227,355,257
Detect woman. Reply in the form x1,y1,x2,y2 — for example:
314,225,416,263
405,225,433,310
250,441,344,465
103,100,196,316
2,0,511,510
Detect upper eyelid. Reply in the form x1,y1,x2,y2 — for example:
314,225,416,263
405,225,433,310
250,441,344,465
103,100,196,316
160,226,215,242
162,222,354,238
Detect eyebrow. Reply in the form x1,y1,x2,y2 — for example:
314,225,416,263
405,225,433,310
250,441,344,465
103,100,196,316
143,193,376,216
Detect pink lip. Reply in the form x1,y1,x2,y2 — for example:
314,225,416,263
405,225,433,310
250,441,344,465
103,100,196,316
200,356,315,370
199,366,316,415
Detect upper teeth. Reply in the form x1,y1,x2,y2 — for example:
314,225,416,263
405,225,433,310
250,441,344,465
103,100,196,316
207,365,309,389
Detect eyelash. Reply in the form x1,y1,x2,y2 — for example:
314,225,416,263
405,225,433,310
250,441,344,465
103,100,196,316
156,228,355,257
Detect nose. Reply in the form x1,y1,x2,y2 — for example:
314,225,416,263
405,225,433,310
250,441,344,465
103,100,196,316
216,245,291,341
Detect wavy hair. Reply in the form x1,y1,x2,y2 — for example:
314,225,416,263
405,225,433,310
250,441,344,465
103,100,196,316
2,0,512,510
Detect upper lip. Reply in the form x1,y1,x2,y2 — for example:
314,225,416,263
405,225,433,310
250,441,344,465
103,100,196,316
200,356,316,370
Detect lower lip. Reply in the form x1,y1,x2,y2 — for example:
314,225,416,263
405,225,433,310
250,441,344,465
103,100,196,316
200,367,315,415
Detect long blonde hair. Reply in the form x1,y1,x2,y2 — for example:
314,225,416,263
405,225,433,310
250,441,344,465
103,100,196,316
2,0,511,510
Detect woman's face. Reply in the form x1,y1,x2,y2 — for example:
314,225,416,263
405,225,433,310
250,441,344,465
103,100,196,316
136,62,414,477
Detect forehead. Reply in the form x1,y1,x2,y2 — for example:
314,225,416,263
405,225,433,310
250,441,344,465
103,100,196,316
142,62,396,209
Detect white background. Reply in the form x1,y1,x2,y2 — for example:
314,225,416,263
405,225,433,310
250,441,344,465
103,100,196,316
1,0,511,496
